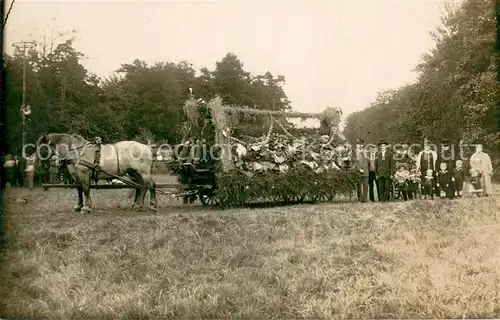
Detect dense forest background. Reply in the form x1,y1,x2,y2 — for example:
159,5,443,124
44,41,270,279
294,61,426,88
3,38,291,154
2,0,499,164
343,0,499,154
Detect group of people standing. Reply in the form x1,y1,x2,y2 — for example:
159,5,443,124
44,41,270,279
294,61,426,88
354,139,495,202
1,152,73,189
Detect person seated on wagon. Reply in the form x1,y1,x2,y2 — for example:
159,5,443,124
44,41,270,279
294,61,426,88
189,139,204,165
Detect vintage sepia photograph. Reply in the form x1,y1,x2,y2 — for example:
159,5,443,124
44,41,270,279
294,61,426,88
0,0,499,318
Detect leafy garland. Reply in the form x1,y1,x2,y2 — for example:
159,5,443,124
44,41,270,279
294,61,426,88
216,167,360,208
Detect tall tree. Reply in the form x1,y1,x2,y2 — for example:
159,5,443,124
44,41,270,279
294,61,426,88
3,38,295,149
212,53,253,107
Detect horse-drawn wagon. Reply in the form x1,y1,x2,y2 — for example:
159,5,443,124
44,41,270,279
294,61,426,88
163,96,359,208
40,95,360,210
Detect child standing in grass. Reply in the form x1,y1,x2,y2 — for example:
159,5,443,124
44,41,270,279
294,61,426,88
422,169,435,200
408,168,421,199
453,160,465,198
436,162,454,199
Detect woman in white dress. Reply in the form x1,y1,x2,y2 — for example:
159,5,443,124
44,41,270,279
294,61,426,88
25,152,36,190
469,143,493,196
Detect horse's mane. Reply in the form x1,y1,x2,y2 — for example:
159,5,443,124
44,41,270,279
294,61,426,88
69,134,87,146
42,133,88,146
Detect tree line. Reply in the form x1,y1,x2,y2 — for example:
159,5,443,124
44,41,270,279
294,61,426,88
3,0,498,163
343,0,499,160
2,33,291,155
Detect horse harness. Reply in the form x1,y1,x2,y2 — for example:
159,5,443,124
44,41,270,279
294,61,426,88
90,138,121,183
48,137,120,183
91,138,102,183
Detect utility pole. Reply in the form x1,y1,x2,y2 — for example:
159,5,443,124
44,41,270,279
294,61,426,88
12,41,35,156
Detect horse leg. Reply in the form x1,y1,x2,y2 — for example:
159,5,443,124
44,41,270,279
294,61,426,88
128,171,145,211
73,185,84,212
149,179,158,211
80,175,93,214
133,188,141,206
137,174,154,210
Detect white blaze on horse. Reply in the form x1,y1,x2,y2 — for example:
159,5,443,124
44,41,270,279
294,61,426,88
36,133,157,213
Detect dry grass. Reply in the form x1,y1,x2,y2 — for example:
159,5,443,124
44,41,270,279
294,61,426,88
1,177,499,319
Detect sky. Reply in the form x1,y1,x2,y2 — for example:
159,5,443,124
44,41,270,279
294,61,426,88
4,0,445,128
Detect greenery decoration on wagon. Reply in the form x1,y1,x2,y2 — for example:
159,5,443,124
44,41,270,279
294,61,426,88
216,167,360,208
174,95,357,207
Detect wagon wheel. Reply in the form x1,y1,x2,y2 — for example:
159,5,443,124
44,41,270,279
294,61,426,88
188,194,198,204
200,190,219,206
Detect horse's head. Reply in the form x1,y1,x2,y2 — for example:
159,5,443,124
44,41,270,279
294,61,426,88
35,133,87,168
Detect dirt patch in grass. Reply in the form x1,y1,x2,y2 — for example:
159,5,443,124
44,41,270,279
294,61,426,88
1,187,499,319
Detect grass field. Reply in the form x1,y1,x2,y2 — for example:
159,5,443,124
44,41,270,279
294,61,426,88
1,175,499,319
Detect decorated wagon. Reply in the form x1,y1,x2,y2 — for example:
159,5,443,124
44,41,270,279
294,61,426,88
168,95,361,208
41,95,360,209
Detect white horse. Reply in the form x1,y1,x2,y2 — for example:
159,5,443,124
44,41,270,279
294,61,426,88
36,133,157,213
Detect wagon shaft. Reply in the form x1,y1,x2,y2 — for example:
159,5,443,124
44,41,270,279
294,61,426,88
42,183,212,190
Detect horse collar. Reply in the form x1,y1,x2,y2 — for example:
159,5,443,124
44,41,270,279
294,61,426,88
92,142,102,183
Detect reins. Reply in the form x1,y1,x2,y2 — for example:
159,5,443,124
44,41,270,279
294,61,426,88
40,136,169,196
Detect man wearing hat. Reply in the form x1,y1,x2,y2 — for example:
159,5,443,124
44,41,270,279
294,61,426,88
375,141,393,202
437,139,455,172
367,144,379,202
354,139,369,202
436,139,456,197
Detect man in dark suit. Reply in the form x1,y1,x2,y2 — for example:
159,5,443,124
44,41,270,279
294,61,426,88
354,139,369,203
375,141,393,202
416,139,438,196
367,144,378,201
